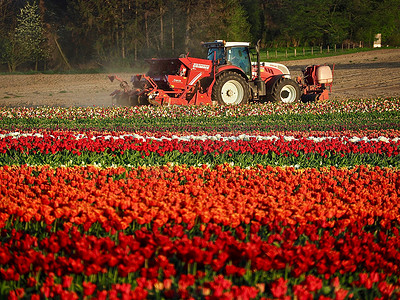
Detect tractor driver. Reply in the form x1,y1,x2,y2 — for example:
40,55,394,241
207,48,225,65
227,47,251,77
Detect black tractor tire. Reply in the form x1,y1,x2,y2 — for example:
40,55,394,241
212,71,250,105
268,77,301,104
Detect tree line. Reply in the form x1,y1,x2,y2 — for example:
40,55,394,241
0,0,399,72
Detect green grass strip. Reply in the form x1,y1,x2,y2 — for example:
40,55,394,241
1,111,399,133
1,150,398,169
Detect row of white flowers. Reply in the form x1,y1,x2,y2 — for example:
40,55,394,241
2,132,398,144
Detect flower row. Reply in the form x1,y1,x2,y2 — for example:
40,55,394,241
1,131,399,156
1,219,399,299
1,98,399,120
1,164,399,230
3,128,400,139
1,130,398,168
2,163,400,298
3,130,400,143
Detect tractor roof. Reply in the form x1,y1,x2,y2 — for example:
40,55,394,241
202,40,250,48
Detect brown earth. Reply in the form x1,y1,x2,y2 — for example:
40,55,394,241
281,48,400,100
0,48,399,108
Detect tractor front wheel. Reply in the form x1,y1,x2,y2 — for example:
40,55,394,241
268,77,300,103
212,72,250,105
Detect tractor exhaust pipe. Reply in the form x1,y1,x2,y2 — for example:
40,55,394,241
256,40,261,80
255,40,266,96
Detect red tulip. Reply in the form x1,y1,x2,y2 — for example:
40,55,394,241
270,277,288,298
62,275,73,289
82,281,97,296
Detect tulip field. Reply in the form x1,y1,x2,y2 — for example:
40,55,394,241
1,98,400,299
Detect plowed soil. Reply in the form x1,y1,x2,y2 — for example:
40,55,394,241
1,48,399,107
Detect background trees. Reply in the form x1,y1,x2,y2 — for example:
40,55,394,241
0,0,399,71
0,0,47,71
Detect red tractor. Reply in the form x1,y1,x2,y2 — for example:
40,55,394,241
109,40,333,106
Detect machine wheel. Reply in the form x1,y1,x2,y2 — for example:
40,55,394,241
268,77,300,103
212,71,250,105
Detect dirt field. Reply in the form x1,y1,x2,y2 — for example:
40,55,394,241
282,48,400,101
0,48,399,107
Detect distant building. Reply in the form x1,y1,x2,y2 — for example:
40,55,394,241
374,34,382,48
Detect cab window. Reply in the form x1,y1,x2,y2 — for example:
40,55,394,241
207,47,225,64
227,47,251,77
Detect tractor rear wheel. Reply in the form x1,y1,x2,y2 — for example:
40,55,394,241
268,77,300,103
212,72,250,105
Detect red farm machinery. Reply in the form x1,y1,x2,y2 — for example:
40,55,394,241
108,40,333,106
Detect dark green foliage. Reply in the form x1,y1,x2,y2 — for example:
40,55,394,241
1,109,398,133
0,0,399,71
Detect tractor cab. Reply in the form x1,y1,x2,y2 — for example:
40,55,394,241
204,40,252,78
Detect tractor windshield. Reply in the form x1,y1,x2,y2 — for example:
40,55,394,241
226,47,251,78
207,47,225,64
206,45,251,78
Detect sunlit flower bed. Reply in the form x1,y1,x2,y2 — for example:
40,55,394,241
1,164,400,299
2,98,399,135
1,98,399,120
0,129,399,168
1,101,400,299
